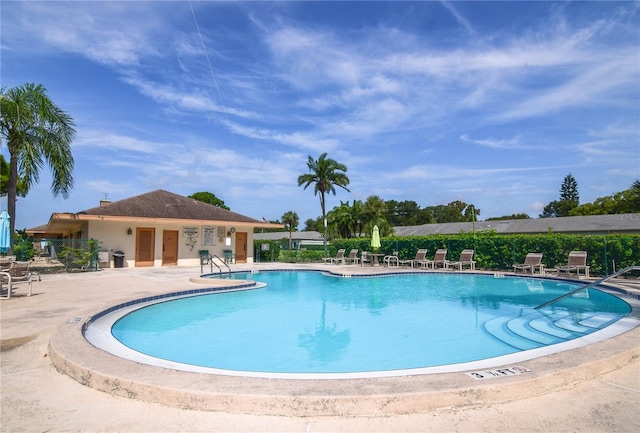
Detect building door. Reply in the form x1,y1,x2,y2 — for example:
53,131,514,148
235,232,247,263
162,230,179,266
135,228,155,267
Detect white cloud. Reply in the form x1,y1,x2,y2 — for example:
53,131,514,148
460,134,534,150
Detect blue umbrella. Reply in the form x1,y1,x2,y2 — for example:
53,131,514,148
0,210,11,254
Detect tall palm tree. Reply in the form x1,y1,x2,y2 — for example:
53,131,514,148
281,210,299,250
297,153,350,256
1,83,75,242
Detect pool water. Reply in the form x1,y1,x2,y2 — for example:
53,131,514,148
111,271,630,374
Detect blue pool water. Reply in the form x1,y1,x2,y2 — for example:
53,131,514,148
111,271,630,374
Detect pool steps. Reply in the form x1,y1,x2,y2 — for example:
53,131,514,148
484,306,622,351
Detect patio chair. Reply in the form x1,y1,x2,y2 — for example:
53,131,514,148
223,249,236,264
198,250,210,265
383,251,400,267
423,249,449,269
447,249,476,271
0,257,12,272
556,251,590,278
323,248,346,265
513,253,544,275
344,249,359,265
358,251,371,266
0,261,33,299
399,249,428,268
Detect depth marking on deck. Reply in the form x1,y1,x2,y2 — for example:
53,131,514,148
465,366,531,380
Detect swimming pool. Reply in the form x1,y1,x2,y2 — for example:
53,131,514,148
92,271,632,377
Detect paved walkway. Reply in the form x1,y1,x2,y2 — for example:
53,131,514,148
1,263,639,432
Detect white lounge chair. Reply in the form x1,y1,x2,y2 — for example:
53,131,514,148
344,249,359,265
323,248,346,265
447,249,476,271
513,253,544,275
423,249,448,269
399,249,427,268
556,251,590,278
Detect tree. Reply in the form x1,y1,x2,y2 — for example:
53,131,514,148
540,200,575,218
389,200,422,226
281,211,299,250
560,173,579,203
541,174,580,218
349,199,365,237
328,200,365,238
423,200,479,223
188,191,230,210
303,217,323,232
0,155,28,197
569,179,640,216
632,180,640,212
363,195,387,231
1,83,75,241
328,201,354,239
486,213,530,221
297,153,350,256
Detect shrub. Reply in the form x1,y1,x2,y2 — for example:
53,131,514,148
330,233,640,276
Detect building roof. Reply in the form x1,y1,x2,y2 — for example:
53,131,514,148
29,190,280,236
78,190,261,223
393,213,640,236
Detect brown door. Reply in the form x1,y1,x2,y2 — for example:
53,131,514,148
235,232,247,263
135,228,155,267
162,230,179,266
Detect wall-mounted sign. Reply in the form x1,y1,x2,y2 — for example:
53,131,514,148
183,227,198,238
202,225,217,246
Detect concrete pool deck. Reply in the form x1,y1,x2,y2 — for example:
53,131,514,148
1,263,639,432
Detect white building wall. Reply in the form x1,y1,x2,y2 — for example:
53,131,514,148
87,221,254,267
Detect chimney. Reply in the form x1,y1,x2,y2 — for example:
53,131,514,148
100,193,111,207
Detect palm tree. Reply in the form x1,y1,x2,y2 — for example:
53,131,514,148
1,83,75,242
363,195,387,232
297,153,350,257
281,211,299,250
328,201,353,239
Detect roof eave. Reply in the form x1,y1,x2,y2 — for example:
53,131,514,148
50,213,283,229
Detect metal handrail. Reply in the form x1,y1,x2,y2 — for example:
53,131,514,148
209,254,231,275
535,266,640,310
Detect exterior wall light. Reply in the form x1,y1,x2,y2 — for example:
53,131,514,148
127,228,132,235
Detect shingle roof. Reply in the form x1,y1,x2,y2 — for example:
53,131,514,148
393,213,640,236
79,189,261,223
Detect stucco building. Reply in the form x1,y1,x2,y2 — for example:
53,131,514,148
27,190,280,267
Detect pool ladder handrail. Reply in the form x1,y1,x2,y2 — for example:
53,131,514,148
200,254,231,275
534,265,640,310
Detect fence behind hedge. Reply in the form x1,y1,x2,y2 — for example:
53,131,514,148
324,233,640,276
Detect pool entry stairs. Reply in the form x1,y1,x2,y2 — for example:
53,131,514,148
483,308,620,351
484,266,639,351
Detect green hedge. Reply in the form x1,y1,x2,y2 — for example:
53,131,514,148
254,240,325,263
328,233,640,276
279,249,325,263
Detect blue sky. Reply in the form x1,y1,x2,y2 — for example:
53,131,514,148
1,1,639,230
